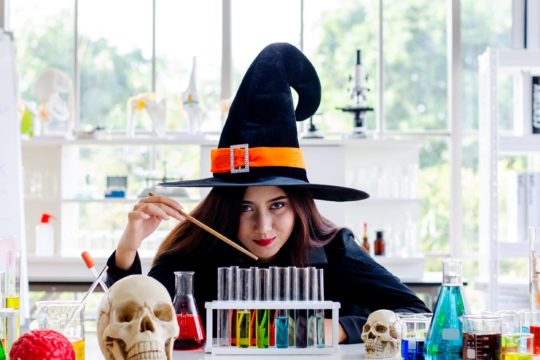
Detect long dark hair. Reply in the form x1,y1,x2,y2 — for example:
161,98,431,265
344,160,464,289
153,186,340,266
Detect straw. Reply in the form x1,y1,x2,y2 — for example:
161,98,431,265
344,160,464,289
64,265,108,329
148,192,258,260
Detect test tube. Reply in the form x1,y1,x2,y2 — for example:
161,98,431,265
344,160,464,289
269,266,278,347
255,268,271,348
4,250,20,341
294,267,310,348
288,266,297,347
316,269,325,348
236,268,252,348
275,267,290,348
217,267,233,347
230,266,239,346
307,267,317,347
249,267,258,346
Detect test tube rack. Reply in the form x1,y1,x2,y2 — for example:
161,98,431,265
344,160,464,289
205,300,340,355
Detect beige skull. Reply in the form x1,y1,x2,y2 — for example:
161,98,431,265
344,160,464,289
361,309,401,358
97,275,179,360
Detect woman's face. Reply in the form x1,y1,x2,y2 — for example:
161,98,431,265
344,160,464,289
237,186,295,262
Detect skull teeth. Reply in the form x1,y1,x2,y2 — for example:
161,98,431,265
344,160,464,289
126,341,166,360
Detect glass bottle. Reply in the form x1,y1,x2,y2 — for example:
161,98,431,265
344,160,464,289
425,259,469,355
362,223,370,253
172,271,206,350
374,230,385,256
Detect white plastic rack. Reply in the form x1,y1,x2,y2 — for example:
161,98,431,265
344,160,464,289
204,300,340,355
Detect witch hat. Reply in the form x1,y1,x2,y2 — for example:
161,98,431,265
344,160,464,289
161,43,368,202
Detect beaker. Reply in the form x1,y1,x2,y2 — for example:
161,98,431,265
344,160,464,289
461,314,502,360
36,300,85,360
172,271,205,350
400,313,432,359
503,333,534,360
425,259,469,355
518,310,540,354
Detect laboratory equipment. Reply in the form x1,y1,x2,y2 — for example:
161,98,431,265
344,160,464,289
255,268,271,348
294,267,310,348
172,271,205,350
424,259,469,355
275,267,290,348
3,250,20,340
81,251,108,293
461,314,501,360
503,333,533,360
518,311,540,354
217,267,233,347
400,313,431,359
236,269,252,348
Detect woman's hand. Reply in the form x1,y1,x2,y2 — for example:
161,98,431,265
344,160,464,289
324,319,347,345
115,195,185,270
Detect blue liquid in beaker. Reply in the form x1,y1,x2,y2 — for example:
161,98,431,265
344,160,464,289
402,338,425,359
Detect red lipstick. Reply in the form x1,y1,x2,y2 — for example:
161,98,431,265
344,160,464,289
253,237,276,247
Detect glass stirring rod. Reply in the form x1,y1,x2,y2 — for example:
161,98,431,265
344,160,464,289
81,251,109,294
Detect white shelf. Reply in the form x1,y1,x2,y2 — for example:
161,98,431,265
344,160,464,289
499,135,540,153
27,255,153,282
492,48,540,74
21,134,218,147
497,241,529,258
60,197,198,204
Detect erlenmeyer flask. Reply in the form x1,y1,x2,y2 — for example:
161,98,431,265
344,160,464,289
425,259,469,355
173,271,206,350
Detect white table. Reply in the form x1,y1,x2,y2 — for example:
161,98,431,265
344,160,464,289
171,344,364,359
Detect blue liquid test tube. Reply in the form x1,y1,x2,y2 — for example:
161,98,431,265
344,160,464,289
275,267,290,348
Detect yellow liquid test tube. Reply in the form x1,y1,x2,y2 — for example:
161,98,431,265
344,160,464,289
5,296,19,342
236,310,251,348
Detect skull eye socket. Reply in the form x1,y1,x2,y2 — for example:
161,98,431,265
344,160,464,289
363,324,371,333
375,324,388,333
115,301,140,323
154,304,174,322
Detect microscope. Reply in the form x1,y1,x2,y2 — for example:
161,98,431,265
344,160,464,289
337,49,374,137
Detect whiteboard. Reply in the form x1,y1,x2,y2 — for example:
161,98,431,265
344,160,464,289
0,30,29,322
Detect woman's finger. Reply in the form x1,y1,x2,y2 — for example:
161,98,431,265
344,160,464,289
128,210,151,221
139,203,171,221
139,194,184,212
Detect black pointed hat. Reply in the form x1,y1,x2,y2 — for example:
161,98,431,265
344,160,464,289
161,43,368,202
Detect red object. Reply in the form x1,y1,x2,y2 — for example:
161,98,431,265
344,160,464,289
80,251,95,268
10,329,75,360
174,313,206,350
531,325,540,354
40,213,54,224
269,310,276,347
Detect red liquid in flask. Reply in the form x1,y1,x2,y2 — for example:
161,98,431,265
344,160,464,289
174,312,206,350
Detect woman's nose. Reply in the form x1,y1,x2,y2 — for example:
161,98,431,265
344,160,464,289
254,211,272,233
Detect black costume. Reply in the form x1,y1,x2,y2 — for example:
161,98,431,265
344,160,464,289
106,227,429,344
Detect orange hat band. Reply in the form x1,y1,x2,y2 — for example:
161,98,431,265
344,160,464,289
211,146,306,174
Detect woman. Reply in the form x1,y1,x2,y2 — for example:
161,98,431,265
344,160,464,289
106,42,429,344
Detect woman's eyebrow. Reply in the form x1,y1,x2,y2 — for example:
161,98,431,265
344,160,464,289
241,195,288,204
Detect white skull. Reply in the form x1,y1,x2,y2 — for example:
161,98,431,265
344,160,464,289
97,275,179,360
361,310,401,359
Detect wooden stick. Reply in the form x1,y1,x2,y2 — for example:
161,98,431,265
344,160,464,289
148,192,258,260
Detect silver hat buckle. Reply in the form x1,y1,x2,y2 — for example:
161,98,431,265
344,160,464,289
230,144,250,173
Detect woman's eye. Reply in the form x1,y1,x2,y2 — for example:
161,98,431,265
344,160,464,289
271,202,285,209
240,204,252,212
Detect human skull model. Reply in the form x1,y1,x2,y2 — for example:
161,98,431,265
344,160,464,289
97,275,179,360
361,309,401,359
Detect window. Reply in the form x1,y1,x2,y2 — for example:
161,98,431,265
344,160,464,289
9,1,513,266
